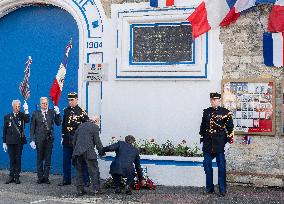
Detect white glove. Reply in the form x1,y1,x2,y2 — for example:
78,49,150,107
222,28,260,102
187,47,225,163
224,143,230,154
54,106,60,114
3,143,7,152
23,101,29,114
30,141,36,150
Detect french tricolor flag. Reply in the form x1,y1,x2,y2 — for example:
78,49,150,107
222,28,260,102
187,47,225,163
187,0,256,39
50,38,72,105
263,32,284,67
150,0,174,8
268,0,284,32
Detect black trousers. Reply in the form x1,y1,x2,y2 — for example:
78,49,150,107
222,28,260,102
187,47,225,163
7,144,22,179
36,139,53,179
75,153,101,192
112,173,135,189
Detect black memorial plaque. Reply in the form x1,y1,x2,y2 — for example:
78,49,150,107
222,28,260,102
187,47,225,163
132,24,192,63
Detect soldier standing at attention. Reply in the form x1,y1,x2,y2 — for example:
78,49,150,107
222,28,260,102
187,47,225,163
58,92,89,186
3,100,30,184
199,92,234,197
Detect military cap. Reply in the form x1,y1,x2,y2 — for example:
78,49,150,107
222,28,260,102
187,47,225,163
210,92,221,99
68,92,78,99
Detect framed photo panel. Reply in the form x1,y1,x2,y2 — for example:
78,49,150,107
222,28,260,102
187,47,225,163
222,79,275,135
282,80,284,135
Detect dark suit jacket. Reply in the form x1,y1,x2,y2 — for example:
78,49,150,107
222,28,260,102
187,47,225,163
30,109,61,143
72,121,103,160
3,112,30,144
103,141,143,180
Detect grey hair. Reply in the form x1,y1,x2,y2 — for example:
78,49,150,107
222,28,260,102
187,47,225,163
40,97,49,103
11,99,21,107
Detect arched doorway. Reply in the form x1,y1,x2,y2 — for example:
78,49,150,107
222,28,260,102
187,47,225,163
0,5,79,174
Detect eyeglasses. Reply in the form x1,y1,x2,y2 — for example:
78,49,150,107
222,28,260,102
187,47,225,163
41,102,48,105
68,99,75,101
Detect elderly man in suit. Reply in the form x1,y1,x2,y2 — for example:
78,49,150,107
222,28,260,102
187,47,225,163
72,115,104,196
30,97,61,184
3,99,30,184
103,135,146,195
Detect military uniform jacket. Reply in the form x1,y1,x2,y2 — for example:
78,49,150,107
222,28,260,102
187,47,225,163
62,105,89,146
30,109,61,143
103,141,143,181
72,121,103,160
3,112,30,145
199,106,234,153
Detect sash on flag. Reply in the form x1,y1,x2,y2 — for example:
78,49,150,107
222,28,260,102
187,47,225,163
50,38,72,105
19,56,32,101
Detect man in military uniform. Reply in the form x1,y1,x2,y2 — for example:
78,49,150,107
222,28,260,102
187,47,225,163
199,92,234,197
3,100,30,184
58,92,89,186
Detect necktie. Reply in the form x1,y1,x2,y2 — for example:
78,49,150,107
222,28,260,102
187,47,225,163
43,111,47,121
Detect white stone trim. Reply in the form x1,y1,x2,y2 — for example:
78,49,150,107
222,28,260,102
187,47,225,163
0,0,106,109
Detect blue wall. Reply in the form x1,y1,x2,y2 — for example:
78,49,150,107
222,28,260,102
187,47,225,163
0,5,79,174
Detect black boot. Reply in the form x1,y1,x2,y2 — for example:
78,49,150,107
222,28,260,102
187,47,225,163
115,188,122,194
15,177,21,184
125,185,132,195
5,177,15,184
76,187,86,197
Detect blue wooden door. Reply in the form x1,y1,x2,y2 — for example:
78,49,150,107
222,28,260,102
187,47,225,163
0,5,79,174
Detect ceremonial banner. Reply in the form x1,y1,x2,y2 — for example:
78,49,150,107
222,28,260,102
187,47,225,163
50,38,72,105
150,0,174,8
19,56,32,101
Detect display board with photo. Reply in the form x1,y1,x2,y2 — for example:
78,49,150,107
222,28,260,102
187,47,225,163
222,79,275,135
282,81,284,135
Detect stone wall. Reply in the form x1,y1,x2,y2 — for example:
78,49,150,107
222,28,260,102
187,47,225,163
220,5,284,187
101,0,147,17
101,1,284,187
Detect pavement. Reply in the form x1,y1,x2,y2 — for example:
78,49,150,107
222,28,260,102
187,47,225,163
0,170,282,204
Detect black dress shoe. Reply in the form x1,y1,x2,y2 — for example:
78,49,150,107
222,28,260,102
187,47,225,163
125,186,132,195
219,192,226,197
37,178,44,184
203,190,214,195
58,181,71,186
5,177,15,184
89,190,104,196
15,178,21,184
75,190,86,197
44,178,51,184
114,188,121,194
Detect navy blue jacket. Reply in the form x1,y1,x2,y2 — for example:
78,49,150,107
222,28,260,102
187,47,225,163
103,141,143,180
199,106,234,153
3,112,30,144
